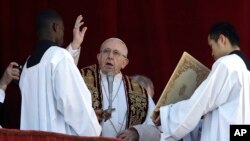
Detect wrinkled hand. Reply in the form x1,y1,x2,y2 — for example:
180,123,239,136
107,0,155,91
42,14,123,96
71,15,87,49
0,62,20,90
95,108,113,122
153,107,161,126
95,109,104,122
117,128,139,141
103,109,112,121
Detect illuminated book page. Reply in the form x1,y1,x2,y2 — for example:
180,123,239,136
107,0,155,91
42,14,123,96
151,52,210,120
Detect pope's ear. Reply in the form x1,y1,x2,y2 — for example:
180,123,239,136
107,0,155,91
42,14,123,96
122,58,129,69
97,53,101,63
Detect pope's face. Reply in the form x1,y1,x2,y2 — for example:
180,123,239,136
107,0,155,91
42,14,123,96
97,39,129,75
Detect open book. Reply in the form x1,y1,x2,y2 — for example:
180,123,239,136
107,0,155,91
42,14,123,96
151,52,210,120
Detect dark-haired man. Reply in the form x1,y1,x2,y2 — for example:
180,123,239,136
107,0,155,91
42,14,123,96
154,22,250,141
19,10,101,136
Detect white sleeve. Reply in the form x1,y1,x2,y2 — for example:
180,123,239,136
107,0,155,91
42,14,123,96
133,124,161,141
66,44,81,65
160,61,235,140
53,54,101,136
182,119,203,141
142,95,156,125
133,95,158,141
0,89,5,103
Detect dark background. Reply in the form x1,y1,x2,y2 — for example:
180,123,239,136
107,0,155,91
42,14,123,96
1,0,250,128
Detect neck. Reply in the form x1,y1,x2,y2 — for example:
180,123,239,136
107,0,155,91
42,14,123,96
101,70,121,76
226,45,240,55
38,32,56,43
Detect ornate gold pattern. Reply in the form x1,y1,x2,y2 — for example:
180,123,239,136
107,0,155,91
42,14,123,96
81,65,148,128
152,52,210,120
81,65,102,109
125,76,148,127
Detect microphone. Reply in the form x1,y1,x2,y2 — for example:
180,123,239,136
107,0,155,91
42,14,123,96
107,72,114,112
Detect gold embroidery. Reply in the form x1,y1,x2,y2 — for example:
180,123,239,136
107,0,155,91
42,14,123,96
81,65,101,109
81,65,148,128
125,76,148,127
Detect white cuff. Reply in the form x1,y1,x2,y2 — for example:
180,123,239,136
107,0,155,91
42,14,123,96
0,89,5,103
68,44,81,57
133,125,161,141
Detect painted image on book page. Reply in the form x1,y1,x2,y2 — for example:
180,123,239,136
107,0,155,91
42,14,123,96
151,52,210,120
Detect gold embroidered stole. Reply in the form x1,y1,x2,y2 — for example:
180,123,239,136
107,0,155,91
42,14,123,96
81,64,148,127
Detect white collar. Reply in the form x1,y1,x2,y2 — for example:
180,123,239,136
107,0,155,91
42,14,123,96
99,71,123,81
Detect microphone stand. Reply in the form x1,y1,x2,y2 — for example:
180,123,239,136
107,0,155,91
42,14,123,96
104,72,115,121
108,72,113,113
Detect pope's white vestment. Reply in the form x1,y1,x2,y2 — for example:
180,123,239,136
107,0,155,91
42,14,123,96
99,71,156,138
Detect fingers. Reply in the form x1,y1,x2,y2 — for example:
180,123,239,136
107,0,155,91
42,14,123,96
7,62,20,78
117,129,138,141
154,107,160,112
74,15,87,31
10,69,20,80
81,27,87,35
117,131,128,140
74,15,83,28
103,111,111,121
72,15,87,40
95,109,112,122
7,62,20,80
95,109,103,114
0,62,20,90
76,15,83,23
74,22,84,30
152,107,161,125
116,130,125,138
72,15,87,49
153,115,161,126
9,62,19,67
95,109,104,122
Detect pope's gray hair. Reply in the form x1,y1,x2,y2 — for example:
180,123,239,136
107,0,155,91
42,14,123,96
100,37,128,57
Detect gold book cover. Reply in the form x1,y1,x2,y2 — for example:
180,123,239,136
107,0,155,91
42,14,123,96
151,52,210,120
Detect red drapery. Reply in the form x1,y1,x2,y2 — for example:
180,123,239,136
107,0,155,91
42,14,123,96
0,0,250,128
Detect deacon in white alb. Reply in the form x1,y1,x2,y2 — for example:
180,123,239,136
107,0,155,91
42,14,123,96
154,22,250,141
19,10,101,136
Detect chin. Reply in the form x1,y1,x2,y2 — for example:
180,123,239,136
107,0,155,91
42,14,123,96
101,69,109,74
103,67,114,72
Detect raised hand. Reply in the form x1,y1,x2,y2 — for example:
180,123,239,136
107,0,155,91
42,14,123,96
71,15,87,49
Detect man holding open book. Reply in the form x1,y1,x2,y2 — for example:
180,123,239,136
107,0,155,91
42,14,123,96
154,22,250,141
